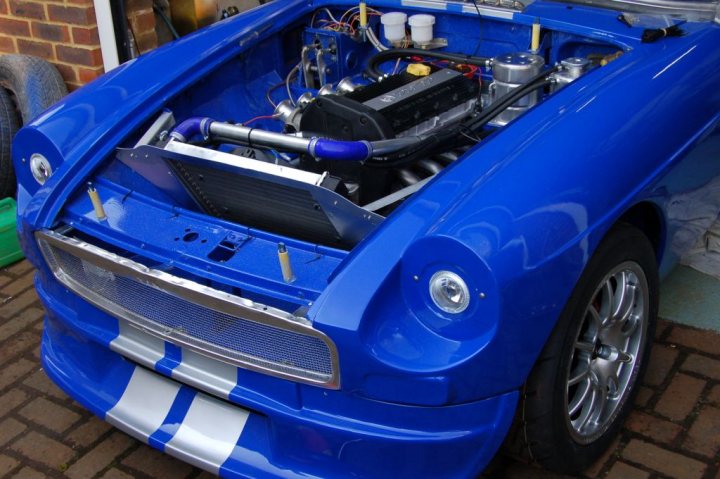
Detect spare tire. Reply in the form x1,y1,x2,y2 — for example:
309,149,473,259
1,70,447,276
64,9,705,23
0,54,67,198
0,54,67,124
0,87,20,198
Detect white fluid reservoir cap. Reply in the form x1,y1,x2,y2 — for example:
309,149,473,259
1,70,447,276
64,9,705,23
381,12,407,43
408,14,435,45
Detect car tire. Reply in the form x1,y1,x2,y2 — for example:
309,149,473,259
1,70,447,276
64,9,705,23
0,54,67,124
0,87,20,198
514,223,658,474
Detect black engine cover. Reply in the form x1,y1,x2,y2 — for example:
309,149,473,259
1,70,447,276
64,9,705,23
299,68,479,141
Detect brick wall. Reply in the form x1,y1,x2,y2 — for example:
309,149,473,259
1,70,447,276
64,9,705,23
0,0,158,92
127,0,158,55
0,0,103,91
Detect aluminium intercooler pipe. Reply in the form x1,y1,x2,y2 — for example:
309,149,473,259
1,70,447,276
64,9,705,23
169,117,421,162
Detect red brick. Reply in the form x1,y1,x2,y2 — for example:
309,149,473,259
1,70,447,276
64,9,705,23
71,26,99,46
622,439,706,479
121,445,195,478
655,373,705,421
126,0,153,11
0,358,35,389
31,22,69,43
709,384,720,406
129,9,155,33
66,431,135,479
55,45,102,67
0,35,15,53
682,353,720,380
78,67,103,84
53,63,78,84
9,0,44,19
605,461,649,479
5,260,33,276
0,389,28,413
0,418,26,447
584,435,620,478
0,307,43,341
0,455,19,476
12,466,46,478
0,0,7,15
625,410,682,444
19,397,81,433
0,331,38,365
17,39,55,60
684,405,720,457
22,369,66,400
67,416,113,448
9,431,75,467
668,327,720,357
0,288,39,318
47,4,95,25
101,469,135,479
0,17,30,37
135,31,158,54
643,344,678,387
634,386,654,407
0,270,34,297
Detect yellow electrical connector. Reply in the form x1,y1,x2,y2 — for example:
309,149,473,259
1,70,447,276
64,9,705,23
407,63,431,76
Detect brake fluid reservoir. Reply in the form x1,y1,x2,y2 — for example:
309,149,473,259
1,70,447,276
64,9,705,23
489,52,545,125
381,12,407,44
408,14,435,45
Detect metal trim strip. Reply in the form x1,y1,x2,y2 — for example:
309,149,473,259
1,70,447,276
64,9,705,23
36,229,340,389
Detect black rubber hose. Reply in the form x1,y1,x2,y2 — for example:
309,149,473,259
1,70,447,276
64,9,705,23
463,65,560,131
464,79,554,132
366,48,490,80
367,70,558,167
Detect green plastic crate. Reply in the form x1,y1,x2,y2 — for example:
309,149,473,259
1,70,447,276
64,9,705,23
0,197,24,267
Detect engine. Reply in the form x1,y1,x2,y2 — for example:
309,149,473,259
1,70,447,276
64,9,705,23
126,5,618,248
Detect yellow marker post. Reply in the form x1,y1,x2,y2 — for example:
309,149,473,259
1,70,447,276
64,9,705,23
278,243,295,283
531,20,541,52
87,183,106,221
359,2,368,28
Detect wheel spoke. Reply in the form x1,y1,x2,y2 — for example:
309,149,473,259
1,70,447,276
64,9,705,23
568,377,592,417
569,367,590,386
600,281,614,325
621,316,639,337
611,277,636,325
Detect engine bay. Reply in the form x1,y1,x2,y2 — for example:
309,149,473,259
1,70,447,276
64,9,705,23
116,3,624,249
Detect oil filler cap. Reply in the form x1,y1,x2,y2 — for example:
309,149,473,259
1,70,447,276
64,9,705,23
407,63,431,76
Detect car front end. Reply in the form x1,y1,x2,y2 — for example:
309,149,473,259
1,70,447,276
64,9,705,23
14,0,719,475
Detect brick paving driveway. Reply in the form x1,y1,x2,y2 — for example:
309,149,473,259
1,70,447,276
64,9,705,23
0,260,718,478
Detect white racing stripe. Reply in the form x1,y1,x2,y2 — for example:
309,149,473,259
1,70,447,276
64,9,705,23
172,348,238,399
165,393,250,473
106,367,180,440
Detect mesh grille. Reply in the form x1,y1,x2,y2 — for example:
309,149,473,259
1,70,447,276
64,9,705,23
40,238,335,385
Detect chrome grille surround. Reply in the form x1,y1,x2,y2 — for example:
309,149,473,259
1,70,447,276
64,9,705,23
36,230,340,389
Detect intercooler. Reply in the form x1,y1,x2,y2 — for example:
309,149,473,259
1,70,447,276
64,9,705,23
36,230,340,388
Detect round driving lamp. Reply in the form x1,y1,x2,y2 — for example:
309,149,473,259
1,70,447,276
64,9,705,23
30,153,53,185
429,270,470,314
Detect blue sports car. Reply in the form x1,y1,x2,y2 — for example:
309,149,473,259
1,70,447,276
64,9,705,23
12,0,720,476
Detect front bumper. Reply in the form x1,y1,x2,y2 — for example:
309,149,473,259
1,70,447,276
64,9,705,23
38,272,518,478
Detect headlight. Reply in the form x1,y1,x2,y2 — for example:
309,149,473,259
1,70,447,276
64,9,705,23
429,270,470,314
30,153,53,185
